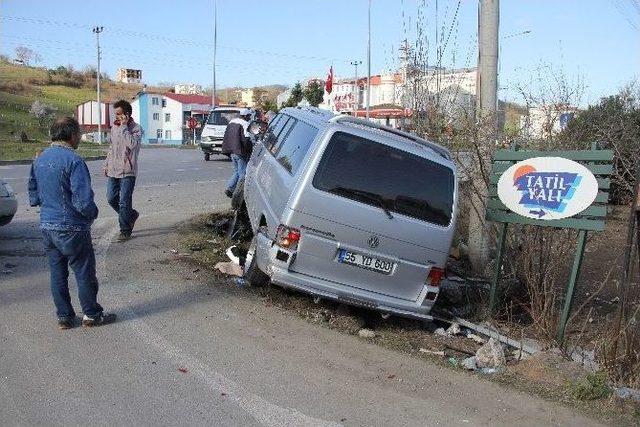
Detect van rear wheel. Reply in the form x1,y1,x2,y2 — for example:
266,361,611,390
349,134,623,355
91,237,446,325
204,153,211,161
244,232,269,287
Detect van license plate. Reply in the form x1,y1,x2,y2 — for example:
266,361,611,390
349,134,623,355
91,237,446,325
338,250,394,275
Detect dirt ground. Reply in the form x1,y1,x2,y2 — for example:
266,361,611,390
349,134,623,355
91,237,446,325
174,210,640,425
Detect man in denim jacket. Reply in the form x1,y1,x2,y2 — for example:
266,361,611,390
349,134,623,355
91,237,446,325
104,99,142,242
28,117,116,329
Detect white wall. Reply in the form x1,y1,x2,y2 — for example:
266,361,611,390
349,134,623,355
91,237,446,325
163,97,183,142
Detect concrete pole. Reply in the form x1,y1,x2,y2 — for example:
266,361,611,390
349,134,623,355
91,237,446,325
93,26,104,144
212,0,217,108
468,0,499,272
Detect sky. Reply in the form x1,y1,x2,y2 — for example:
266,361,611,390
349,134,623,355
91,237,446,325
1,0,638,106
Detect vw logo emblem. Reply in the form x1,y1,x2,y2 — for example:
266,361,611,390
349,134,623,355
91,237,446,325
368,236,380,248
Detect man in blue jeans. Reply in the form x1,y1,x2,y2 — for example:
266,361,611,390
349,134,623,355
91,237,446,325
28,117,116,329
221,109,252,198
104,99,142,242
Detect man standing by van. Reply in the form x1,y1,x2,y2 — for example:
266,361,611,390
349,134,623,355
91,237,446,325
222,108,252,198
29,117,116,329
104,99,142,242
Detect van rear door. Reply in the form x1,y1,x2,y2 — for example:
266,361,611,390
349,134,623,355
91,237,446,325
289,131,456,302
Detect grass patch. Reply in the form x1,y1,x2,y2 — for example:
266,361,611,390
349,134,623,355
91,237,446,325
569,371,612,401
0,140,107,161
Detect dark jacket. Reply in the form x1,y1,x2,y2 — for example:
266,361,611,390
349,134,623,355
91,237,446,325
221,119,252,160
28,143,99,231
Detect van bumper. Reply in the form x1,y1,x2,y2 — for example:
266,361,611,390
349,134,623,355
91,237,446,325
255,233,436,321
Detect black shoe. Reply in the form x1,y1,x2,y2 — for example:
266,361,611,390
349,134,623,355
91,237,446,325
57,316,75,330
225,189,233,198
116,232,131,242
130,210,140,230
82,312,117,327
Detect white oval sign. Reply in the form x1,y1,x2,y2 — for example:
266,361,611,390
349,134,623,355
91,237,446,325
497,157,599,220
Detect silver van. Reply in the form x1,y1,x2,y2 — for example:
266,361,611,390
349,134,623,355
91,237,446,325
240,107,458,319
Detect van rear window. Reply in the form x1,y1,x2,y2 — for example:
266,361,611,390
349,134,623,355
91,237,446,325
207,110,239,125
312,132,454,227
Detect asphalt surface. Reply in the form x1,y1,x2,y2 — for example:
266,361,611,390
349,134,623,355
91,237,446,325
0,148,602,426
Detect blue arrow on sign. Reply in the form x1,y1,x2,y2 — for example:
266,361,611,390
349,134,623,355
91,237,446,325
529,209,546,218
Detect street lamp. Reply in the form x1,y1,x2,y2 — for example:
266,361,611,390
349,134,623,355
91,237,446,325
350,60,362,115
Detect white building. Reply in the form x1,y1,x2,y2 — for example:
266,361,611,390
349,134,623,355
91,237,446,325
76,100,115,142
131,92,212,144
116,68,142,84
520,105,578,139
174,83,203,95
276,88,291,108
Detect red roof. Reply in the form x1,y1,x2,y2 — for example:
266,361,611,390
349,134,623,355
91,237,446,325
164,93,213,105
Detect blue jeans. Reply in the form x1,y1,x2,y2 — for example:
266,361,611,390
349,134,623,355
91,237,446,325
42,229,103,319
226,154,247,193
107,176,138,234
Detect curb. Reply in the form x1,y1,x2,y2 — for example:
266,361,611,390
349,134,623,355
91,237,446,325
0,155,107,166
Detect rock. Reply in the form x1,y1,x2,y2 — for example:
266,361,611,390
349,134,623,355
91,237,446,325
214,262,244,277
446,323,461,335
358,328,376,339
513,349,530,361
462,356,477,370
434,327,447,336
475,338,506,369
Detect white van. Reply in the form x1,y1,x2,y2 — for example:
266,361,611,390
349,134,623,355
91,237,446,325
200,107,244,161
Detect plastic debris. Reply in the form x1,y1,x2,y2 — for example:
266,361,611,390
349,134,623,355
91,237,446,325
358,328,376,339
232,278,247,287
447,357,459,368
475,338,506,369
214,262,243,277
226,245,241,265
434,327,447,336
478,367,504,374
178,367,188,373
446,323,462,335
461,356,477,370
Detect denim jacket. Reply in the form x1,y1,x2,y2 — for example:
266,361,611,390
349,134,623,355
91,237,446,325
28,143,99,231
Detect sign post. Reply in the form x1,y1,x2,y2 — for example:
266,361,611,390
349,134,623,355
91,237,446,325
485,144,613,343
187,117,198,145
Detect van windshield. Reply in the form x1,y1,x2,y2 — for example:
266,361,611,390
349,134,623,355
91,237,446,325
207,110,240,126
312,132,454,227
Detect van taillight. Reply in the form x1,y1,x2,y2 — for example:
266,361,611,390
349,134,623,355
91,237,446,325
276,225,301,250
427,267,445,286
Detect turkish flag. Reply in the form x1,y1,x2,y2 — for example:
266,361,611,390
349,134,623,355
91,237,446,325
325,66,333,94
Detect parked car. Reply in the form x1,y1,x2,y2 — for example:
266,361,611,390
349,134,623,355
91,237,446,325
200,107,258,161
237,106,458,320
0,179,18,226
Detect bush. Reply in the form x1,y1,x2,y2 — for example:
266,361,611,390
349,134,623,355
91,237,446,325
569,371,612,401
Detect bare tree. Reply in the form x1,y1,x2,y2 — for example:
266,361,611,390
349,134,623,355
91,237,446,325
14,46,41,66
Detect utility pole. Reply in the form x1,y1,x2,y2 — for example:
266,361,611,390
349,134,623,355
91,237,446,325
212,0,218,108
350,60,362,115
468,0,499,272
366,0,371,120
476,0,499,123
92,26,104,144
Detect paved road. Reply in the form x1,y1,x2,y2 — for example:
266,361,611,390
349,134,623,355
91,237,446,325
0,148,601,426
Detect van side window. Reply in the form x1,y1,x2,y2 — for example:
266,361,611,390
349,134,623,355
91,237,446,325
269,117,296,154
263,114,290,152
313,132,454,226
275,121,319,175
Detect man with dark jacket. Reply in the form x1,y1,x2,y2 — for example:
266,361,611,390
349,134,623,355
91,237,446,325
28,117,116,329
221,109,252,197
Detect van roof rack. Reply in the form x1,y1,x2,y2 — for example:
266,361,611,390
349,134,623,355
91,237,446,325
329,115,451,160
292,106,336,119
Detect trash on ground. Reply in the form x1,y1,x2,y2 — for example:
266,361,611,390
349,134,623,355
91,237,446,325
178,367,188,373
358,328,376,339
615,387,640,402
446,323,461,335
477,367,504,375
434,327,447,336
466,333,486,344
226,245,241,265
447,357,459,368
419,348,445,357
475,338,506,369
214,262,243,277
462,356,477,370
232,278,247,287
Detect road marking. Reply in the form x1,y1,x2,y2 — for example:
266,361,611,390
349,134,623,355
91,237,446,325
95,209,340,427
